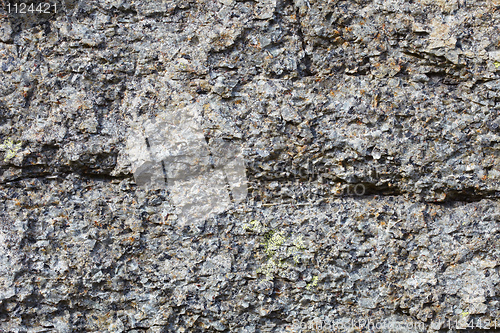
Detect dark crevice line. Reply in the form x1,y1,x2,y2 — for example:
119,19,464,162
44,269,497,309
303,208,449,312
1,166,498,203
292,1,313,78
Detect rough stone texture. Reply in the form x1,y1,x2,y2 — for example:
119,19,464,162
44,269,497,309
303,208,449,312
0,0,499,331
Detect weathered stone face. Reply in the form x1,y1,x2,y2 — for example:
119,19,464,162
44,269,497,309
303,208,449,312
0,0,499,331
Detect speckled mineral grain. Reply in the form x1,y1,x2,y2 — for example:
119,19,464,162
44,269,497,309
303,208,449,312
0,0,499,332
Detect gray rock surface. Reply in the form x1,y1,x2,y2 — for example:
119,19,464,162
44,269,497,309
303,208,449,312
0,0,499,331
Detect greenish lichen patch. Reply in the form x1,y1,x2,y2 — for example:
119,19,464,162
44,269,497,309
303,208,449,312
306,275,319,290
243,220,265,233
0,139,22,162
247,221,312,283
263,230,287,256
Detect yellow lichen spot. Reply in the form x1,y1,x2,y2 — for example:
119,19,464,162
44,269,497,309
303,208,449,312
256,228,310,281
244,220,264,233
293,235,306,250
306,275,319,290
495,61,500,68
264,231,287,256
0,139,22,162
